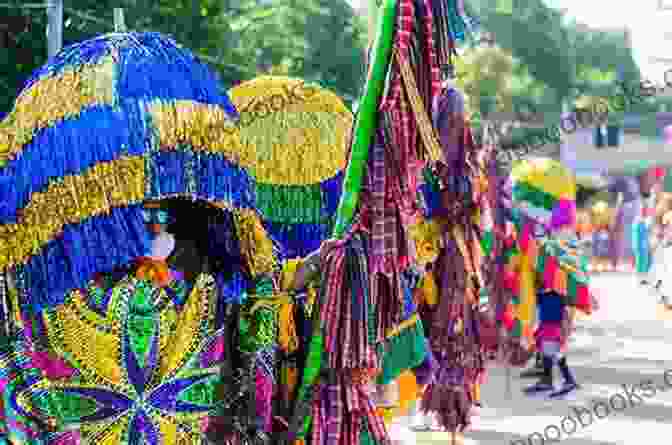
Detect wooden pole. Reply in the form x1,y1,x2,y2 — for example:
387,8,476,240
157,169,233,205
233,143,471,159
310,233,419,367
46,0,63,58
114,8,126,32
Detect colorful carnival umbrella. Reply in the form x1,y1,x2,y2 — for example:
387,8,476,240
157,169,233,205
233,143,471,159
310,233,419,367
227,76,352,258
0,32,280,308
510,157,576,226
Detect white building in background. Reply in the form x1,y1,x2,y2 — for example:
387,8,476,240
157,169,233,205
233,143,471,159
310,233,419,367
630,1,672,90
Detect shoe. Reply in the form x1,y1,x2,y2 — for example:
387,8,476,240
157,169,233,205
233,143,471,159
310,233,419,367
641,280,650,286
549,382,579,399
523,382,554,396
519,367,546,379
655,280,663,290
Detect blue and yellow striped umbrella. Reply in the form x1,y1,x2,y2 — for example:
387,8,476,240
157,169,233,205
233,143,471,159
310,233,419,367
0,32,278,310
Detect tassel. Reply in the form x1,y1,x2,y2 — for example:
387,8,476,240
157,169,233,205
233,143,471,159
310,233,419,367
278,302,298,353
421,271,438,306
280,258,303,290
283,366,299,402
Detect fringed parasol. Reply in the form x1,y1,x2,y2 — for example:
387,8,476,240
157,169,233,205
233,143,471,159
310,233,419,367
510,157,576,227
0,32,278,311
227,76,352,258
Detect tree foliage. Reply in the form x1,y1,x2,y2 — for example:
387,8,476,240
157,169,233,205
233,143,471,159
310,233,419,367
0,0,366,113
455,46,515,118
466,0,640,105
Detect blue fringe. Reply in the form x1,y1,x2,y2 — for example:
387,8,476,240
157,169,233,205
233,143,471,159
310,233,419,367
23,36,111,90
419,183,443,219
1,31,241,223
0,141,255,224
263,222,329,259
20,205,147,314
22,32,238,118
401,270,420,320
320,171,344,217
148,150,256,209
258,171,342,259
116,34,237,114
0,104,146,222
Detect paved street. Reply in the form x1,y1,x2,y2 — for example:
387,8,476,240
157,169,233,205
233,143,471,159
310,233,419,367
393,273,672,445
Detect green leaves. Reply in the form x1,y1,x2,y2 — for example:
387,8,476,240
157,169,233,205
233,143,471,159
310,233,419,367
0,0,366,113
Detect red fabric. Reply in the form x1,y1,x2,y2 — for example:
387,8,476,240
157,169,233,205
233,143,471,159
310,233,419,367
575,286,592,314
380,0,414,112
534,322,563,350
421,0,441,103
542,256,559,290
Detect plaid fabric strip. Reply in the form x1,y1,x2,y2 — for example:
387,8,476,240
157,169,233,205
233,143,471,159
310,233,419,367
321,238,378,370
360,384,390,444
422,0,441,102
321,248,347,365
380,0,414,112
311,396,324,445
350,241,369,368
311,379,392,445
326,383,342,445
369,130,398,275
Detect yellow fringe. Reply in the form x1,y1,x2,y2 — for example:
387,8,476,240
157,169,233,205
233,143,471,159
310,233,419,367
0,156,278,279
233,208,278,277
0,156,145,269
278,302,299,354
384,314,419,340
229,76,351,186
0,56,116,166
420,271,439,307
150,77,352,186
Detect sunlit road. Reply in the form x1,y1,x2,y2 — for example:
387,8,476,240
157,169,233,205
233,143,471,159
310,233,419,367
395,273,672,444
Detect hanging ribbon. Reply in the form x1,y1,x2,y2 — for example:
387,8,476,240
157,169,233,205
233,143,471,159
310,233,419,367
395,47,444,163
291,0,398,441
331,0,398,239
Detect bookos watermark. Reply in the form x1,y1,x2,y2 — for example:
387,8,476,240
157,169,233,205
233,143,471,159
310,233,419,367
490,78,652,163
511,369,672,445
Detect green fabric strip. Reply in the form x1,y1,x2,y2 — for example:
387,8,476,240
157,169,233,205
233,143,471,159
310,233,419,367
568,274,577,303
255,182,326,224
360,419,379,445
513,181,557,212
536,248,546,272
480,231,493,256
375,319,427,385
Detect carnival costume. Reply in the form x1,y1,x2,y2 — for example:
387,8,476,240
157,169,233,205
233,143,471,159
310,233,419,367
0,33,352,445
501,159,592,386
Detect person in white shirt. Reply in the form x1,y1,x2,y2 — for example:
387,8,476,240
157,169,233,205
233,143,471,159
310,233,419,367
650,199,672,307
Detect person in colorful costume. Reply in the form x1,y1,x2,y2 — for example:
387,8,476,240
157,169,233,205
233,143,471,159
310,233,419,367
650,195,672,307
501,159,593,394
636,168,666,285
590,202,613,273
521,199,582,398
608,175,641,271
0,32,350,445
608,168,665,276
